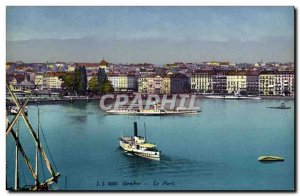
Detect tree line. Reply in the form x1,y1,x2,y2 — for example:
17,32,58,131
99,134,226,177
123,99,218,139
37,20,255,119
60,66,114,96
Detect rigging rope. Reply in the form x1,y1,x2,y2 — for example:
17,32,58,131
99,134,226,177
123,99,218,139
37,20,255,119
39,151,46,182
8,135,16,188
39,125,59,172
15,118,28,188
20,158,27,186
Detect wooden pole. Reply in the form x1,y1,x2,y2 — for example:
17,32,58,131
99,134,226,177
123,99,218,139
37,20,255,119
7,119,38,182
14,119,19,190
35,105,40,188
7,85,56,178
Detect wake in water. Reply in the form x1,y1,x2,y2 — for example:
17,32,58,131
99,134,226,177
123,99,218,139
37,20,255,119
116,150,224,178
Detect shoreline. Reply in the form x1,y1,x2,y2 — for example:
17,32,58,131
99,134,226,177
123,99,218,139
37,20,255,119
197,95,294,100
6,94,294,106
260,96,294,100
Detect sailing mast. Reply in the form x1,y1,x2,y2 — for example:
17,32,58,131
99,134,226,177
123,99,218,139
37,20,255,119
6,83,60,191
14,119,19,190
35,105,40,188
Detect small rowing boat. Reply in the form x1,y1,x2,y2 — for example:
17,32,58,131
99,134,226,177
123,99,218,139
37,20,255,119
267,103,291,109
258,156,284,161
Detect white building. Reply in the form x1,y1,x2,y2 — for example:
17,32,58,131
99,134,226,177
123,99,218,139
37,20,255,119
259,72,275,95
108,74,128,91
191,71,213,93
226,72,247,94
274,71,294,96
43,72,63,89
34,72,44,86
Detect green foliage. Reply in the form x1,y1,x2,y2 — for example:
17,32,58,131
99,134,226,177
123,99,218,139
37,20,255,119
88,77,99,94
97,68,114,94
99,79,114,94
60,67,114,95
60,73,75,92
74,66,87,95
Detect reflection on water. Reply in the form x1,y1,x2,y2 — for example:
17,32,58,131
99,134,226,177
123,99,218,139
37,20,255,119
69,115,88,123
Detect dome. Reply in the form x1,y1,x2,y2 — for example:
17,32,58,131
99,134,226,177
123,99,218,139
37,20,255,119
99,59,108,66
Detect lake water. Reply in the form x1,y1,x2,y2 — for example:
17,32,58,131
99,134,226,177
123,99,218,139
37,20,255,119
6,98,294,191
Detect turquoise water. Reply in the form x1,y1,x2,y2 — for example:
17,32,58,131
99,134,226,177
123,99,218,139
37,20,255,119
6,99,294,191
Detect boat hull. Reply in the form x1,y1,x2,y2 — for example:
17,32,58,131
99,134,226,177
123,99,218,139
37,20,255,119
119,140,160,160
258,156,284,161
165,111,199,115
267,107,291,109
134,151,160,161
120,140,133,152
106,110,138,115
107,110,198,116
205,95,261,100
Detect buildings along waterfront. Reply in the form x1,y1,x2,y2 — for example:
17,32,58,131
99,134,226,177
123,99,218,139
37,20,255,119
6,60,295,97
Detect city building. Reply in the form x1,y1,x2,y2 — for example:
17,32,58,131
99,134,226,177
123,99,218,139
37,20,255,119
275,71,294,96
212,73,227,94
67,65,76,72
10,76,35,92
259,71,276,95
146,76,155,94
138,75,148,93
161,73,172,95
46,63,55,71
170,73,191,94
8,76,17,85
127,74,138,91
191,71,213,93
29,72,36,83
78,63,99,71
5,60,295,97
108,74,128,91
54,63,66,71
226,71,247,94
43,72,63,89
99,59,109,71
143,75,163,94
246,71,259,95
34,72,44,89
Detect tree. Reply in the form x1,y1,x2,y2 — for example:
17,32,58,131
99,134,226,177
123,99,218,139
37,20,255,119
60,73,75,95
98,68,107,83
88,77,99,94
97,68,114,94
100,80,114,94
74,66,87,95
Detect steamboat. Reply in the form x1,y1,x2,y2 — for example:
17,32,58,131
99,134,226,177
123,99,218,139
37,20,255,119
119,122,160,160
107,103,199,116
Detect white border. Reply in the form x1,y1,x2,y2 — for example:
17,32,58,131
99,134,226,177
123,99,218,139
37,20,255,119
0,0,297,6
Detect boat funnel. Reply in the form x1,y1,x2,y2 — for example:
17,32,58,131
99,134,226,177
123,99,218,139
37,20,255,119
134,122,138,137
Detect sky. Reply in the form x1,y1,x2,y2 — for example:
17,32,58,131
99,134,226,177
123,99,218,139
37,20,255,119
6,6,294,64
